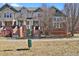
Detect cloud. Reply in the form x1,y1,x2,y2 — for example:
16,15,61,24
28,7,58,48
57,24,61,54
10,3,23,7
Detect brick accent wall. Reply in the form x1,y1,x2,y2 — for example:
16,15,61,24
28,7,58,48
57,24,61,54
49,28,67,36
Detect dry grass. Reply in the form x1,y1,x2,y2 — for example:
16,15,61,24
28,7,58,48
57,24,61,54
0,37,79,56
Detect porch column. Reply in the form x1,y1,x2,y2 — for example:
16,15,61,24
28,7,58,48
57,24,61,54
23,20,26,25
12,19,16,26
2,21,5,26
16,20,18,26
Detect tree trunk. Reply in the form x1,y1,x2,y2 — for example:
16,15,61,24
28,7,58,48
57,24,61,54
71,31,74,36
71,28,74,36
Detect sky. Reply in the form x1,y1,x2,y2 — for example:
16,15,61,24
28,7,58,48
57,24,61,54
0,3,64,10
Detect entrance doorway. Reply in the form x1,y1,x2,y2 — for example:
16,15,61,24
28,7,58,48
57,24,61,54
35,26,39,30
33,26,40,38
5,21,12,26
3,21,12,37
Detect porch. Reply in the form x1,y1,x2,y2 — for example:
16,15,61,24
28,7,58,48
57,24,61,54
0,20,41,39
0,20,26,38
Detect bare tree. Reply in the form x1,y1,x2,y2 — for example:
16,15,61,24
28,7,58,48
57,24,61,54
41,3,50,36
64,3,79,36
41,3,47,35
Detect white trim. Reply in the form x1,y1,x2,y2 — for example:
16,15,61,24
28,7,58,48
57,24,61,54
2,21,5,26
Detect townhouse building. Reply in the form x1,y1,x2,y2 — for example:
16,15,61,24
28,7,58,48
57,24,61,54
0,4,67,38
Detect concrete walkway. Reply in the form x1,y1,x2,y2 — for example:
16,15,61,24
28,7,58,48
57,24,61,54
0,37,79,41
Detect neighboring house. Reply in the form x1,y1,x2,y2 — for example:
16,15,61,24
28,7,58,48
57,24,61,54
0,4,67,38
49,7,67,36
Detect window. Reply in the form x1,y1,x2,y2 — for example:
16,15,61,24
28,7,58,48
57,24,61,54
37,12,41,17
10,13,12,18
53,23,57,28
18,20,23,26
60,23,63,28
4,13,12,18
53,16,62,21
27,11,33,18
4,13,6,18
53,16,63,29
26,21,29,25
56,17,59,21
57,23,60,28
53,17,57,21
33,21,38,25
38,13,41,17
53,23,60,28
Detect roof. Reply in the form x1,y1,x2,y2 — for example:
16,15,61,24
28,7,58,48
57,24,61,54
0,4,19,12
0,4,38,12
14,7,22,11
34,8,43,12
50,6,66,16
0,4,66,17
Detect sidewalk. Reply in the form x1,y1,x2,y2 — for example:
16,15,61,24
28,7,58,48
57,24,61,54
0,37,79,41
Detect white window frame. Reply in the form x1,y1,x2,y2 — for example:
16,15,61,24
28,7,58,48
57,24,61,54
53,22,61,28
53,16,63,22
4,12,12,18
53,16,63,28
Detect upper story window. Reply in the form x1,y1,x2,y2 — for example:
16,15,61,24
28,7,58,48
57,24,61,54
27,11,33,18
4,12,12,18
53,16,64,28
34,12,41,17
33,21,38,25
53,16,63,21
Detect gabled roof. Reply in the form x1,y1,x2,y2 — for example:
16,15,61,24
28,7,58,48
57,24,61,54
0,4,19,12
19,7,26,12
0,4,66,17
50,6,66,16
34,8,43,12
